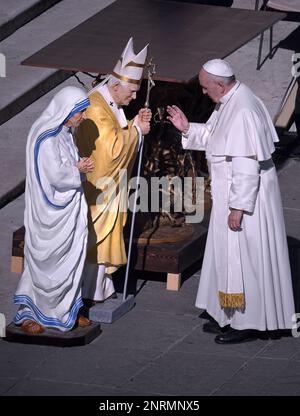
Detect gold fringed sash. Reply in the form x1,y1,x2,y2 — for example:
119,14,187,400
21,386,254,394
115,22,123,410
219,291,245,309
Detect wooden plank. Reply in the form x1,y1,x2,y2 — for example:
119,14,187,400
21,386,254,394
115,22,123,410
21,0,286,82
11,256,23,274
167,273,182,291
131,223,208,274
12,226,25,257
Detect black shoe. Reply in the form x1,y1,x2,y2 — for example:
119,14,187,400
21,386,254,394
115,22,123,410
215,328,258,344
203,321,229,334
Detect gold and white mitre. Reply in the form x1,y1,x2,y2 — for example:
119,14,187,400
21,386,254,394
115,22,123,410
111,37,148,85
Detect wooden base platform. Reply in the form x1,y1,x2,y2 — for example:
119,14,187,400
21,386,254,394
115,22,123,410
128,222,208,291
11,221,209,291
4,322,101,347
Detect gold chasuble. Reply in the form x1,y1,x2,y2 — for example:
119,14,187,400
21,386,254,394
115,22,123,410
76,91,138,274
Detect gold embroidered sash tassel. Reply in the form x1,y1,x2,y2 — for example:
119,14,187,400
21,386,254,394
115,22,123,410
218,291,245,308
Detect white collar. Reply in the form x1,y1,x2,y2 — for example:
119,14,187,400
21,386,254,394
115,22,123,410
95,84,116,108
219,81,240,105
94,84,127,128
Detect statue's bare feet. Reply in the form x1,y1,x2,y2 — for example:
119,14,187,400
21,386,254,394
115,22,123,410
21,319,45,334
77,315,91,327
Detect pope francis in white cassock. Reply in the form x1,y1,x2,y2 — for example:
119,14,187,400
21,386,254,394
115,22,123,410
167,59,295,344
13,86,94,334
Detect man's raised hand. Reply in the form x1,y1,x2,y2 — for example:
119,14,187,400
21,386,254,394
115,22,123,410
166,105,190,134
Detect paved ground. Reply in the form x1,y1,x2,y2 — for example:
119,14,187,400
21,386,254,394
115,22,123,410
0,0,300,397
0,0,61,41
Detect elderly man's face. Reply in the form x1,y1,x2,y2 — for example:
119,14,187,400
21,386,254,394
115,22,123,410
199,69,224,103
114,82,140,106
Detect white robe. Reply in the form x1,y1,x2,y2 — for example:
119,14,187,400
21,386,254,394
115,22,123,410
183,82,295,331
14,117,88,331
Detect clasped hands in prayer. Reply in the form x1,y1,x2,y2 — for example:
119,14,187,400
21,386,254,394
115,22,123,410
77,157,95,174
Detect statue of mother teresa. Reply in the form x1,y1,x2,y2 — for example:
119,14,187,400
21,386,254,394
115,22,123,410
13,86,94,334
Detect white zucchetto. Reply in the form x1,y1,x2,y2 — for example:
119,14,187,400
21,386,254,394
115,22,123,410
203,59,234,77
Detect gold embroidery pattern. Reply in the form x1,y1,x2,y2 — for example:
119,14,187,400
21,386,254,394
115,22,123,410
219,291,245,308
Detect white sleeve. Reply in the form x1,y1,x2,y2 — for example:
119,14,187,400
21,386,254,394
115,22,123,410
181,122,210,151
229,156,260,214
38,139,81,194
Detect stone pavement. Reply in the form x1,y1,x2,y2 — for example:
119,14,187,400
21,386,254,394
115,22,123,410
0,0,61,41
0,0,300,397
1,155,300,397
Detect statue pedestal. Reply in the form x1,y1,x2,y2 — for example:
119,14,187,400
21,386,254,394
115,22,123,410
4,322,101,347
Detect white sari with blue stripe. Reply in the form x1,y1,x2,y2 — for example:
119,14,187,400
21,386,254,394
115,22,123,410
14,86,90,331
